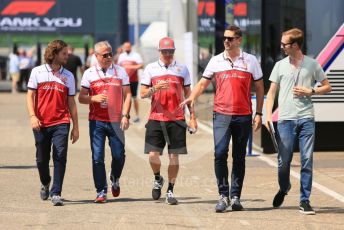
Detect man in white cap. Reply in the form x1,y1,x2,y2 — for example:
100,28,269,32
140,37,197,205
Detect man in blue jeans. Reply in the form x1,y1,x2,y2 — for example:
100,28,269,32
27,40,79,206
266,28,331,215
79,41,132,203
182,25,264,212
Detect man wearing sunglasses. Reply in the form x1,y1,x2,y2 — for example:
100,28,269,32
140,37,197,205
266,28,331,215
182,25,264,212
79,41,132,203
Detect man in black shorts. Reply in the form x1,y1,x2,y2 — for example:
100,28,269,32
140,37,197,205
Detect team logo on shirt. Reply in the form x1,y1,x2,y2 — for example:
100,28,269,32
220,72,247,79
94,81,121,87
60,76,68,85
157,78,180,84
221,74,229,79
231,72,247,79
157,79,169,84
42,84,64,93
54,74,68,85
108,82,121,86
175,67,182,73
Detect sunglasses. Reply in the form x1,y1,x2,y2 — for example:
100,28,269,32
98,52,113,58
160,49,175,55
223,36,239,42
280,42,294,48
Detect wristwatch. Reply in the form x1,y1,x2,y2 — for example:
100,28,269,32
122,114,130,119
255,112,263,116
311,88,315,95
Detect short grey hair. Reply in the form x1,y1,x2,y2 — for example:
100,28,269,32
94,41,112,53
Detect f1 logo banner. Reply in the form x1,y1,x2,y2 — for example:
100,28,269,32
0,0,94,33
1,0,56,16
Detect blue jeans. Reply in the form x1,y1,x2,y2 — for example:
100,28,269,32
89,120,125,193
277,118,315,202
33,123,70,196
213,112,252,198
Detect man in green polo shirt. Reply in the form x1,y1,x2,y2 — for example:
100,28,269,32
266,28,331,215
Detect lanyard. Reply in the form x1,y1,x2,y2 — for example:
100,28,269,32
95,63,119,93
225,53,247,70
95,63,118,83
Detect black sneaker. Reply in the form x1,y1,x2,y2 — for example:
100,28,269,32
152,176,164,200
231,196,244,211
51,195,63,206
299,201,315,215
273,190,287,208
215,195,229,213
40,183,50,200
273,185,291,208
165,190,178,205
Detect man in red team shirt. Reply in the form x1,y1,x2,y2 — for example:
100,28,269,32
27,40,79,206
182,25,264,212
140,37,197,205
79,41,131,203
118,42,144,122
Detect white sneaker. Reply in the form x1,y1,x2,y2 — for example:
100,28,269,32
165,190,178,205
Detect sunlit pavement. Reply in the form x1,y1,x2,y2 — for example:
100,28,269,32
0,92,343,229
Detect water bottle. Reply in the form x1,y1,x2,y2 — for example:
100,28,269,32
187,126,196,134
100,89,108,108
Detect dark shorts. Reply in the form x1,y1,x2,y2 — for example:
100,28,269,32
130,82,138,98
144,120,187,154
